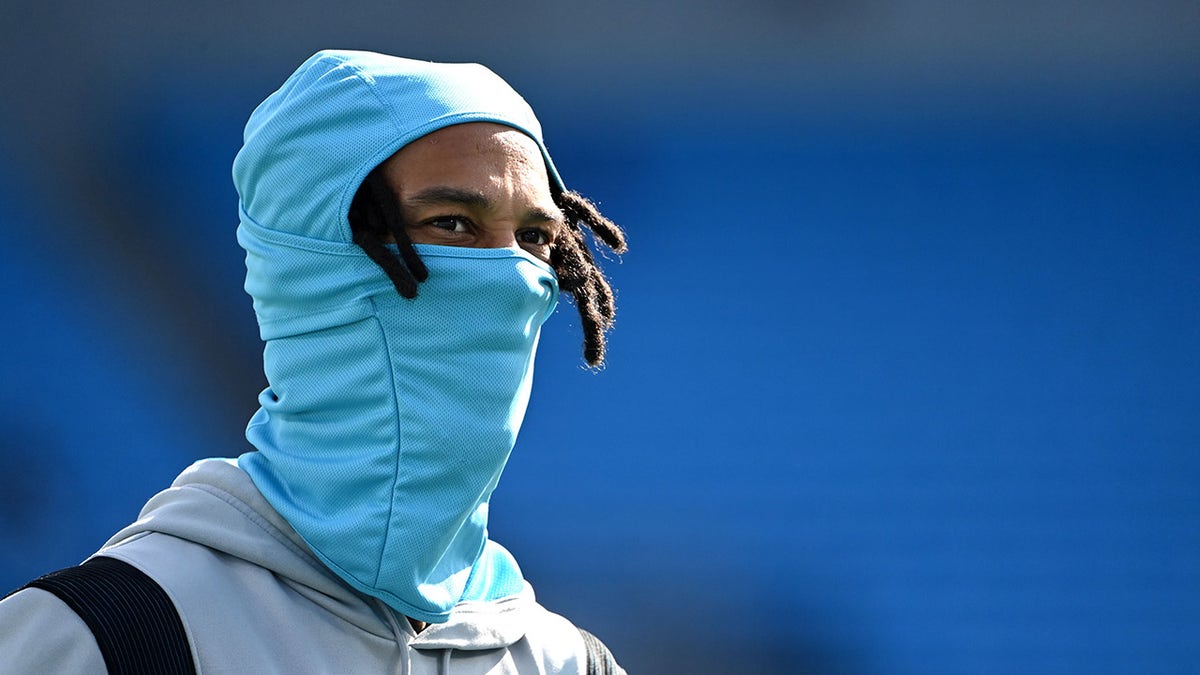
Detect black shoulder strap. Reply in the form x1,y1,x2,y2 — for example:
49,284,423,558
22,556,196,675
579,627,623,675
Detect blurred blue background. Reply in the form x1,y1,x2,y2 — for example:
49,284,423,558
1,2,1197,672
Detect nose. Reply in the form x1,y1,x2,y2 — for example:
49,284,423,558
475,226,518,250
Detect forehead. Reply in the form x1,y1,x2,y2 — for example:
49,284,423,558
381,122,551,190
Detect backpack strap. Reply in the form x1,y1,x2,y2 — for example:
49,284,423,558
21,556,196,675
579,627,623,675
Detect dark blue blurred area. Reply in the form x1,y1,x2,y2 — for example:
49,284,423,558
2,3,1198,673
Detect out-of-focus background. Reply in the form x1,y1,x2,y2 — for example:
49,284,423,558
2,2,1198,672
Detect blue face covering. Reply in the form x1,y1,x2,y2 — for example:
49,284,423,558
231,50,566,622
239,236,557,622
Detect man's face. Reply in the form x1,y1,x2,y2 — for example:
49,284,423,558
379,122,565,263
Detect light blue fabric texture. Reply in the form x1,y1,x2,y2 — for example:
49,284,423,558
232,50,562,623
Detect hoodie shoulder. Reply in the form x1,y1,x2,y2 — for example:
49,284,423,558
96,458,408,671
102,458,372,609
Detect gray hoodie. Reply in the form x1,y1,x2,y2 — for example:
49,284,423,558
0,458,610,674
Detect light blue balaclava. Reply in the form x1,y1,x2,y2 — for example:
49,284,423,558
232,50,561,623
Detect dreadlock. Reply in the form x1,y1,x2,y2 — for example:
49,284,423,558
348,169,428,297
548,189,627,366
347,167,627,367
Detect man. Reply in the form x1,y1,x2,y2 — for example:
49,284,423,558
0,49,627,673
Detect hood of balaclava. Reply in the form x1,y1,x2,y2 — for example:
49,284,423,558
231,50,561,624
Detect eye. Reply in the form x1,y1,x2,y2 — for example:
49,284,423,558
426,216,471,233
516,228,551,246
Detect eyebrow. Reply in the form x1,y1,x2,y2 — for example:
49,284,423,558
404,186,563,225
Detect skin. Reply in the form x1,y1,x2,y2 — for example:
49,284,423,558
378,122,565,263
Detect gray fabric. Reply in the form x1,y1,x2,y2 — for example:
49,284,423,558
0,458,616,674
0,587,106,672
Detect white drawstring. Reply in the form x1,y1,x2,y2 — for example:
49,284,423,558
377,600,411,675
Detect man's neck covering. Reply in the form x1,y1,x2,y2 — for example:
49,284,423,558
231,50,561,623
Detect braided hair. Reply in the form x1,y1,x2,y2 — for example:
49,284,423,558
348,166,627,367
